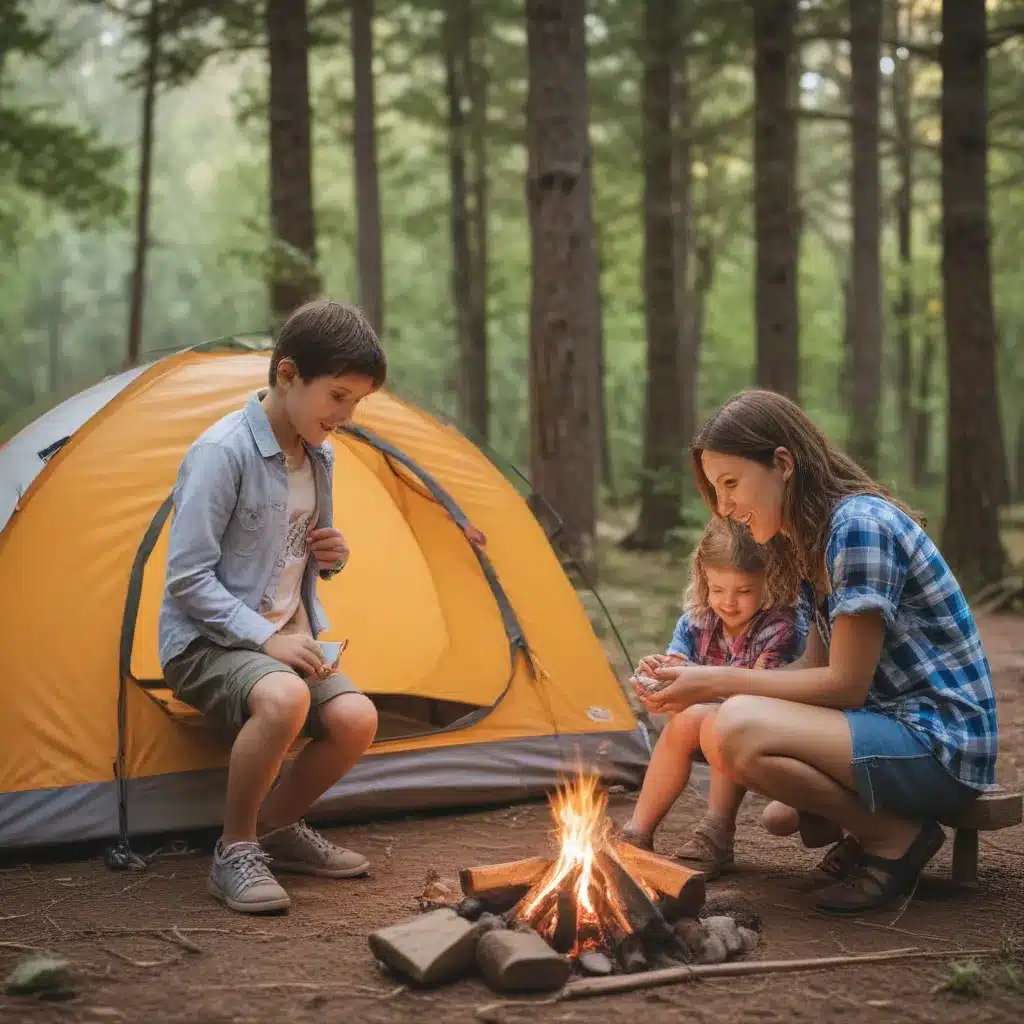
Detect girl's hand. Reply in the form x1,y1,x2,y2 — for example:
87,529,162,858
634,663,721,714
633,651,689,681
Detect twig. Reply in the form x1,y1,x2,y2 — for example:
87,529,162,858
0,941,43,952
0,911,34,922
558,947,1004,1000
476,995,563,1014
100,946,182,969
192,981,401,994
158,927,203,954
74,926,273,939
830,917,962,946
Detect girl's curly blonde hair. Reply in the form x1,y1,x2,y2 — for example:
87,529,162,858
683,516,801,616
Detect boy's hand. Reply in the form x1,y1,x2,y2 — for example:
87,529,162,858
262,633,326,677
308,527,349,572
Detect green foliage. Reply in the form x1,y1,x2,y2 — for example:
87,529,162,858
0,0,1020,544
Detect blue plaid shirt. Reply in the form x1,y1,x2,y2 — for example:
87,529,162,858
797,494,997,790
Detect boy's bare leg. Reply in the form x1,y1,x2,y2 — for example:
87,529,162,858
258,692,378,829
623,703,719,846
221,673,310,846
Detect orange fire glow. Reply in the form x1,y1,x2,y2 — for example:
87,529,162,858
515,772,633,949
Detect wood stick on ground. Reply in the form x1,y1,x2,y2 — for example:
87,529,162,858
610,840,706,915
159,927,203,954
0,941,43,952
100,945,182,969
558,946,1003,1000
459,856,552,898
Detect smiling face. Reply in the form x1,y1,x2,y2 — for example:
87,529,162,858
704,565,765,635
700,449,792,544
279,364,378,447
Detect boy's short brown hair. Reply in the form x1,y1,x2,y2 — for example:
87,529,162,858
269,300,387,388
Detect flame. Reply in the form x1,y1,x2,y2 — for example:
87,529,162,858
519,772,609,922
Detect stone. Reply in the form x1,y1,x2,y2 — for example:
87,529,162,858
617,934,647,974
578,951,614,976
476,929,571,993
673,918,704,958
696,934,728,964
473,913,506,936
5,956,75,999
700,892,762,933
702,916,743,956
368,908,479,986
737,926,759,953
457,897,485,921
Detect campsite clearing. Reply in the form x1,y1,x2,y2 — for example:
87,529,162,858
3,612,1023,1023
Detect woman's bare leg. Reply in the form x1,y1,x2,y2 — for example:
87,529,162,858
700,696,920,859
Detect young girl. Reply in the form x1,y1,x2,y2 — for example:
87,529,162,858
619,516,803,877
638,389,996,914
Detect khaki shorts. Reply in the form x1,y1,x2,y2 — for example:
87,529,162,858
164,636,362,738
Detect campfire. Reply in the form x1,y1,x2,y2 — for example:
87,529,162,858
369,770,760,994
505,772,682,957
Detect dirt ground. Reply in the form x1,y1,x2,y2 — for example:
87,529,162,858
3,614,1024,1024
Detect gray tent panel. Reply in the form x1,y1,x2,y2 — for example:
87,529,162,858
0,728,650,849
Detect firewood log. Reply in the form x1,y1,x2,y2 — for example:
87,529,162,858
459,857,552,898
611,840,706,915
595,848,672,942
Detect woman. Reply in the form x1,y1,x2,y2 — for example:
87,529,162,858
635,389,997,914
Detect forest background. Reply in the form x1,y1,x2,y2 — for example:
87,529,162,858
2,0,1022,636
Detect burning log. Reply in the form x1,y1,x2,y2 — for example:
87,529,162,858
611,841,706,916
594,848,672,943
550,886,579,955
459,856,551,899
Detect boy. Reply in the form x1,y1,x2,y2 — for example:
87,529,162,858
158,299,385,914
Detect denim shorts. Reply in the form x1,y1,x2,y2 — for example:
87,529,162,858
845,709,981,820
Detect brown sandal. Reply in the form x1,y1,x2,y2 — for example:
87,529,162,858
674,821,735,880
814,822,945,914
796,835,864,892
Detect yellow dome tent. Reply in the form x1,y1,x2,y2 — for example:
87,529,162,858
0,342,649,851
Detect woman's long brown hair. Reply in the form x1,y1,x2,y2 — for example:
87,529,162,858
690,389,922,583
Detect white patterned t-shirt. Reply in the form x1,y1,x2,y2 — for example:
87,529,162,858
262,449,317,630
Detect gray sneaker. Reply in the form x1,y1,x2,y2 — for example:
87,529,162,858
259,820,370,878
208,840,291,914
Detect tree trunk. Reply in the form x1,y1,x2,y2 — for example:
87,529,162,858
48,239,66,393
466,1,490,441
753,0,800,399
675,38,698,461
126,0,159,367
940,0,1006,590
1015,416,1024,504
352,0,383,335
910,322,935,487
892,0,915,476
525,0,599,576
848,0,883,475
624,0,682,551
267,0,319,322
593,211,614,499
445,1,482,435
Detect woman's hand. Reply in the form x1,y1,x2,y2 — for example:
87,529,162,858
632,663,722,714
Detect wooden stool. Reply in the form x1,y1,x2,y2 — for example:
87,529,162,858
939,787,1023,885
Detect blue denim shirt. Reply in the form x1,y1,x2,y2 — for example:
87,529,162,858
158,391,339,668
